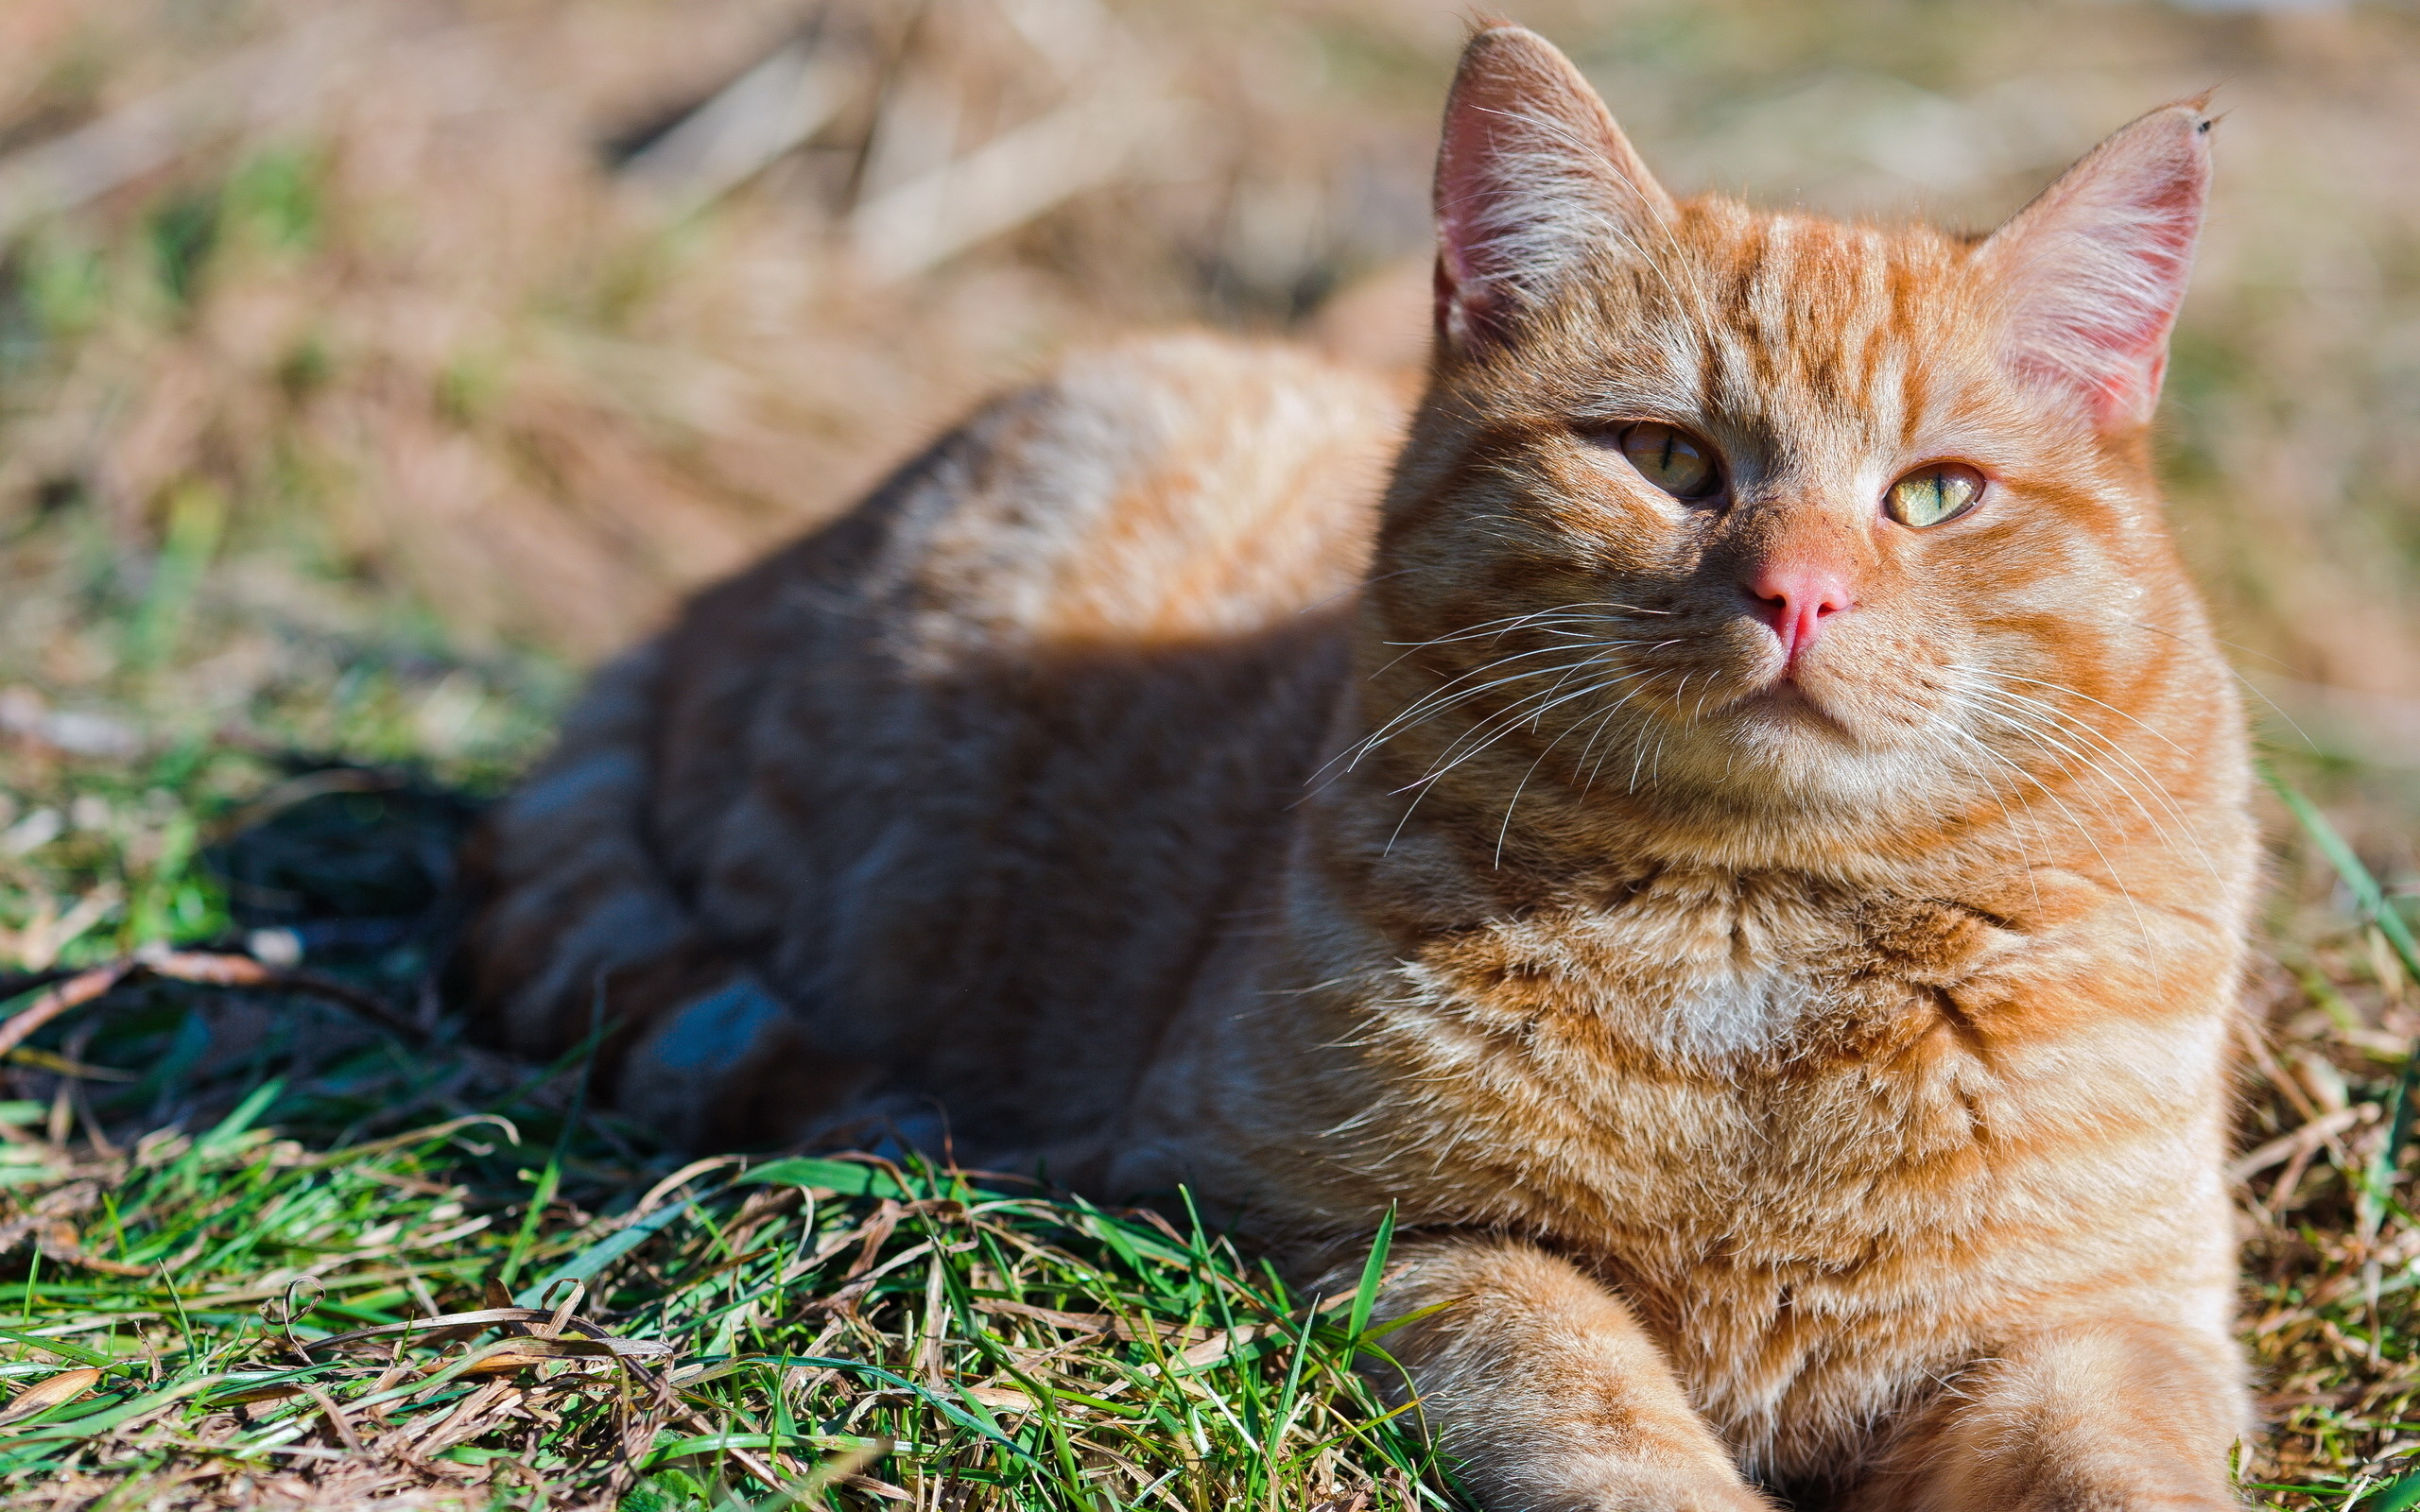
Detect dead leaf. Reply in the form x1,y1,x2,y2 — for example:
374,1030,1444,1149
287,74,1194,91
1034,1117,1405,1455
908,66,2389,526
970,1298,1110,1333
449,1335,674,1376
962,1384,1033,1412
842,1472,917,1503
220,1383,307,1408
0,1366,100,1425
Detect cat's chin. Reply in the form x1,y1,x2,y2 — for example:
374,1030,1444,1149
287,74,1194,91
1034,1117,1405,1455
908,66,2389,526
1688,679,1877,766
1729,679,1848,732
1698,717,1882,801
1642,694,1963,840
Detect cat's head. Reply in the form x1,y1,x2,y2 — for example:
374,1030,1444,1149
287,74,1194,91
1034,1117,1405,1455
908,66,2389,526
1357,26,2237,868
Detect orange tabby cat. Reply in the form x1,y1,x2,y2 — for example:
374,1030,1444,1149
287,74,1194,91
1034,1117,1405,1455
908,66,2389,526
457,26,2255,1508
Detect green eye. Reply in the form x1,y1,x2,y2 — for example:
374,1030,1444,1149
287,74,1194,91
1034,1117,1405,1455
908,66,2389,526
1886,464,1985,527
1617,422,1721,499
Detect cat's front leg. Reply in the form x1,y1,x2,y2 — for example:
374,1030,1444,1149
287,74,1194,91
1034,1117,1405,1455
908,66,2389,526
1372,1237,1773,1512
1852,1319,2247,1511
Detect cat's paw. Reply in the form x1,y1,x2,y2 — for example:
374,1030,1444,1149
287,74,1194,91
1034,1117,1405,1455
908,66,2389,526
2004,1492,2238,1512
1858,1471,2241,1512
1539,1464,1776,1512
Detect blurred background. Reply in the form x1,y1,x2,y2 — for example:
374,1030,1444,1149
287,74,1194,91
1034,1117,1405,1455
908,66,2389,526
0,0,2414,889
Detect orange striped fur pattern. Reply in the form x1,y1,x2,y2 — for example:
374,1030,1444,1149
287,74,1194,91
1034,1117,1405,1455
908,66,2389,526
456,26,2255,1509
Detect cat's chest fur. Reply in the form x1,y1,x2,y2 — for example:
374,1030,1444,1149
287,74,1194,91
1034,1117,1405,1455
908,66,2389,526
1391,864,1997,1060
1320,862,2078,1246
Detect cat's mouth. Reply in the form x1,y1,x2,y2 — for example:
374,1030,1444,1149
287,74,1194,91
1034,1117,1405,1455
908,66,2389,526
1724,674,1857,740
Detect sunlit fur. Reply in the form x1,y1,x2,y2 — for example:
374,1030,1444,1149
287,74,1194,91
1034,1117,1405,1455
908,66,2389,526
456,26,2256,1510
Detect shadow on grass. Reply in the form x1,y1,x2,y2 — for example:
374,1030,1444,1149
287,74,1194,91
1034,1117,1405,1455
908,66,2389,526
0,763,1468,1511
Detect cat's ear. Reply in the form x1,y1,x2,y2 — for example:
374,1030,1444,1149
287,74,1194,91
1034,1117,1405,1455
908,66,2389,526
1432,26,1675,355
1975,97,2216,431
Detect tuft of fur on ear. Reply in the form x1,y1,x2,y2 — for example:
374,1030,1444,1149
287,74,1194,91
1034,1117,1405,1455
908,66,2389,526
1976,97,2216,431
1432,26,1674,355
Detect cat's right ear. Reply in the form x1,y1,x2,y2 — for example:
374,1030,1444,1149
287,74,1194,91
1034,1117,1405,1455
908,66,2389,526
1973,98,2216,432
1433,26,1674,357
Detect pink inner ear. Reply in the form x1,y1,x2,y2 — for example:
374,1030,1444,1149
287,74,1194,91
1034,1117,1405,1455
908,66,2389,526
1432,93,1518,348
1989,105,2213,430
1432,246,1500,349
2039,163,2201,422
1427,28,1672,355
1433,57,1567,351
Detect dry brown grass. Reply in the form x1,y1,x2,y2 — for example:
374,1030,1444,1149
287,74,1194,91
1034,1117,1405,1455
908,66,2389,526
2,1,2408,677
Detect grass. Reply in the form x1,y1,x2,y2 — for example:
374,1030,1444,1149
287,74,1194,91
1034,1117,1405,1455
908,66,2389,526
2238,781,2420,1507
0,1098,1455,1509
0,781,1462,1512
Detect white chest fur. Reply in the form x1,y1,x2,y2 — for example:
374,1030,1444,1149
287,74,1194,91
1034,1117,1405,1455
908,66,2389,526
1525,876,1847,1057
1651,958,1823,1057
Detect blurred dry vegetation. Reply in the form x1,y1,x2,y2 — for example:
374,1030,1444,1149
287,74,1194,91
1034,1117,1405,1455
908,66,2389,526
1,0,2414,694
1,0,2420,1503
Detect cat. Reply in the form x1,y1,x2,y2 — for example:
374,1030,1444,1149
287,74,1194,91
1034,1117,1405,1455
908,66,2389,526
455,24,2256,1511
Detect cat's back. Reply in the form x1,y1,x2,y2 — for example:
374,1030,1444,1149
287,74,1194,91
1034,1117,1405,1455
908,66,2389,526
461,332,1409,1150
645,333,1408,860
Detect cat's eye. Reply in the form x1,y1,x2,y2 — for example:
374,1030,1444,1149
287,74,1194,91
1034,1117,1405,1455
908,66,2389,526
1616,422,1721,500
1885,464,1985,528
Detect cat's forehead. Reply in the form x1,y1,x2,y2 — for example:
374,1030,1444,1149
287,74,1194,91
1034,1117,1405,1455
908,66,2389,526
1565,203,2000,464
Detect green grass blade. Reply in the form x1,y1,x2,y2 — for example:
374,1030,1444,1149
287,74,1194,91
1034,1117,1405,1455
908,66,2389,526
195,1080,283,1155
0,1329,112,1367
2366,1469,2420,1512
0,1376,223,1445
1347,1204,1396,1348
495,1155,560,1291
735,1158,909,1198
2266,765,2420,984
2267,764,2420,1235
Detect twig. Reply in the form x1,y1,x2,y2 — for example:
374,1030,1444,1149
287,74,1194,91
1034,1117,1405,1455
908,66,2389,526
299,1306,671,1360
0,964,136,1061
0,967,84,1005
141,951,431,1044
621,37,853,212
848,90,1179,280
0,950,430,1062
2231,1104,2378,1184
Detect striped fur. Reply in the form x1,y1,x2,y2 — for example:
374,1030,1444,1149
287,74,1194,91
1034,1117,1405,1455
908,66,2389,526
456,26,2255,1509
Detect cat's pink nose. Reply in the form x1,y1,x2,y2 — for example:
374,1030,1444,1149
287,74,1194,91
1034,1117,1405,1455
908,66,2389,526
1745,559,1853,664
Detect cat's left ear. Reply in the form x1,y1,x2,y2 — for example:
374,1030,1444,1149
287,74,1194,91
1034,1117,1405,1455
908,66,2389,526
1975,97,2217,431
1432,26,1676,356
